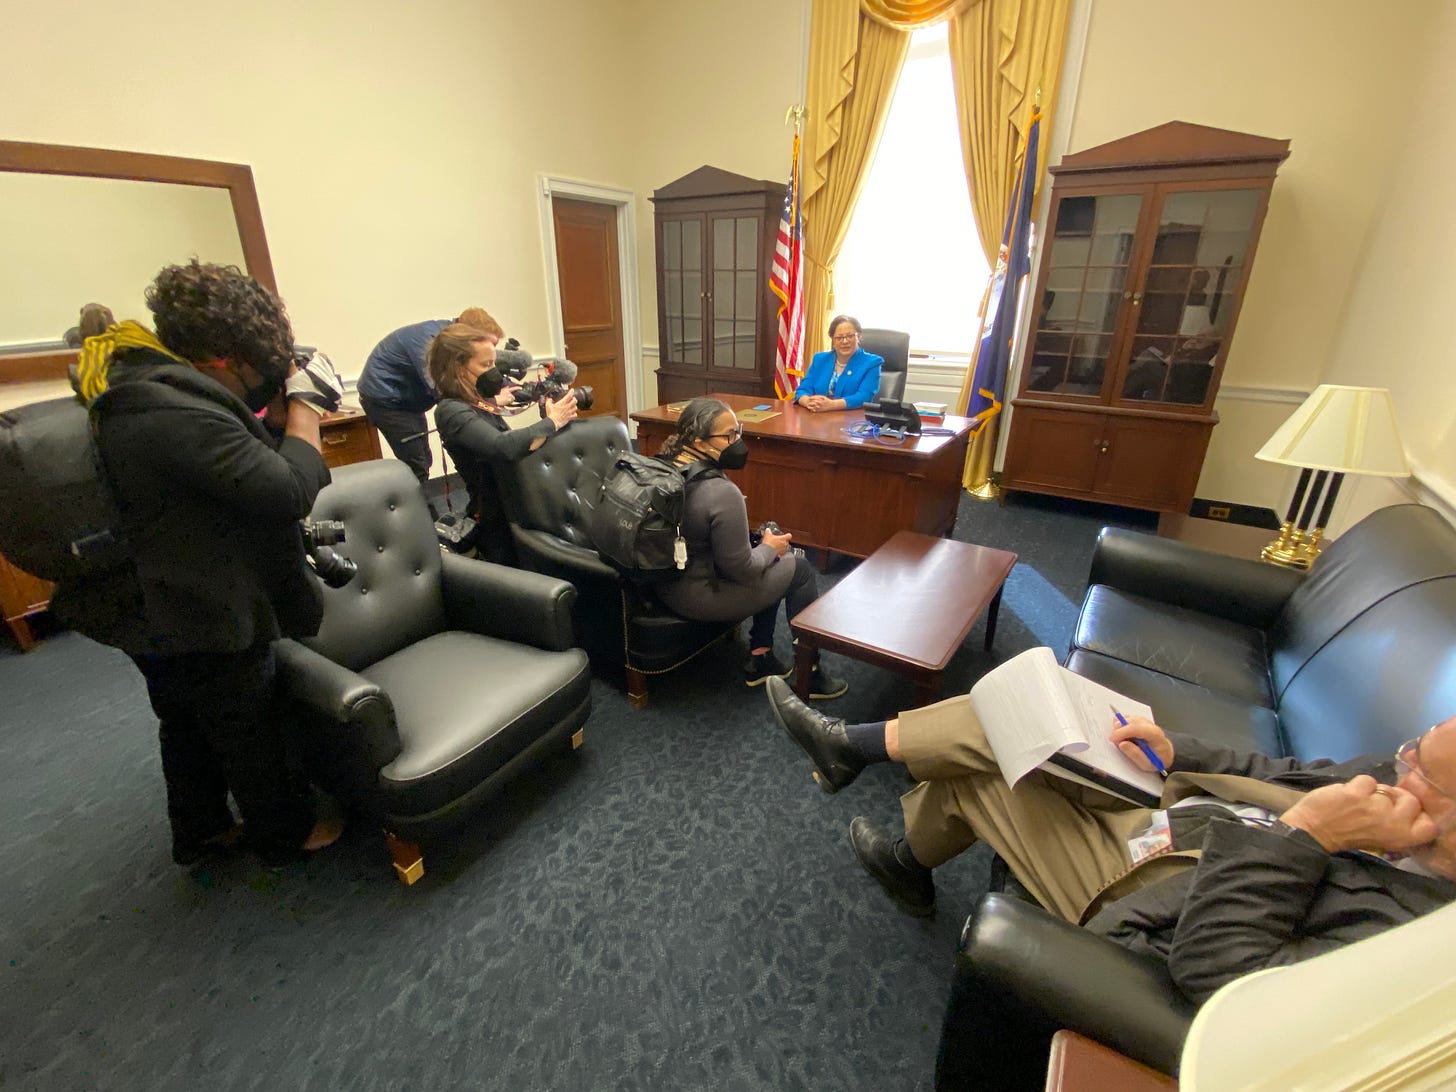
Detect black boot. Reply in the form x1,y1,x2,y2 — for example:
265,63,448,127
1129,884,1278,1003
766,676,866,793
849,817,935,917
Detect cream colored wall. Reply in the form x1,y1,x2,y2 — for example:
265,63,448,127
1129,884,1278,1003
623,0,809,407
1061,0,1442,514
1315,1,1456,531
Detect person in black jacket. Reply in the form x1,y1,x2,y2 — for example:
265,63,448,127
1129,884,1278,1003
767,680,1456,1003
56,261,346,867
431,323,577,565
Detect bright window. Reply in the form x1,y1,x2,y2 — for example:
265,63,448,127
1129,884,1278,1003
833,23,990,357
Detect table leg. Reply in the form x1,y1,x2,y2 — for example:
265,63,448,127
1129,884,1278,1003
6,616,36,652
793,637,815,701
983,585,1006,651
915,672,939,709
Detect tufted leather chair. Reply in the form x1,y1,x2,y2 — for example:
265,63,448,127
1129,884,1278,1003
495,415,734,708
860,327,910,402
273,460,592,883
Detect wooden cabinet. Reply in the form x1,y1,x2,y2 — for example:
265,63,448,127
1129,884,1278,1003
1,553,53,651
650,166,786,404
1002,122,1289,513
318,405,382,469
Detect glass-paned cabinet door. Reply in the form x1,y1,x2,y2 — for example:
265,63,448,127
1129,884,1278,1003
1120,187,1262,405
662,218,704,364
1024,193,1143,397
710,214,759,371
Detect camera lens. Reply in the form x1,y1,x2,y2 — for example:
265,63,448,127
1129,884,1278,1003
573,385,594,412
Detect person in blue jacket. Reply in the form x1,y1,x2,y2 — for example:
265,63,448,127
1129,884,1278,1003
792,314,883,412
356,308,501,512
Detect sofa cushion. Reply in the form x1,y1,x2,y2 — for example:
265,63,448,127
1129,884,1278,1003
1074,586,1274,709
364,630,590,816
1067,649,1284,756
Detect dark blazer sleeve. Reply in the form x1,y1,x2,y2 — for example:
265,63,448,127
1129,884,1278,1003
131,402,328,520
436,398,556,463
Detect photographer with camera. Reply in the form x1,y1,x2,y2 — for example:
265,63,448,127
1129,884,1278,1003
54,260,346,867
430,324,578,565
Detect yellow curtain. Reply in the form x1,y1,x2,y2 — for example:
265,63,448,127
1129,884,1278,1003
801,1,910,360
948,0,1071,492
860,0,976,29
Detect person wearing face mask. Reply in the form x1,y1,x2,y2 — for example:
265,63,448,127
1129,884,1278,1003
431,324,578,565
54,261,346,868
653,398,847,697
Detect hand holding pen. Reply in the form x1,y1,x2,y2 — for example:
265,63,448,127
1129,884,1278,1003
1109,707,1172,778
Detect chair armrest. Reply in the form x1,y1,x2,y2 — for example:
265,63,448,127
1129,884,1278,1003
272,639,402,773
512,526,620,583
936,894,1195,1089
440,550,578,652
1087,527,1305,628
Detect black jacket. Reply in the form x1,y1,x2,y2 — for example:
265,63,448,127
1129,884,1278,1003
1088,735,1456,1003
54,350,330,655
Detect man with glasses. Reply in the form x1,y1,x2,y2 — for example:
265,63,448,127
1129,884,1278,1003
770,678,1456,1003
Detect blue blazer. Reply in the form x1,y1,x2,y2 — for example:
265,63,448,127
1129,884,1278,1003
792,347,884,410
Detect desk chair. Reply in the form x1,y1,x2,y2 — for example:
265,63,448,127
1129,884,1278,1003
496,415,735,708
860,328,911,402
273,460,592,884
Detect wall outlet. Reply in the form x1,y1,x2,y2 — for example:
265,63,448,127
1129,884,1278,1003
1207,505,1231,521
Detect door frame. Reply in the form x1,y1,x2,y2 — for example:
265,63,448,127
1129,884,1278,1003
536,175,644,415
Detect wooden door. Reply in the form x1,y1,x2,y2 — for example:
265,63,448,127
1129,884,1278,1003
552,197,628,421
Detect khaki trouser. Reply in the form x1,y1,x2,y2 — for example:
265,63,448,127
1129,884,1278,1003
896,695,1309,923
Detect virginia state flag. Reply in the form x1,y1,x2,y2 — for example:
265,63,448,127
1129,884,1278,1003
966,107,1041,425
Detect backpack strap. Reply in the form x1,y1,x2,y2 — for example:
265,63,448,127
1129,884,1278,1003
678,457,723,486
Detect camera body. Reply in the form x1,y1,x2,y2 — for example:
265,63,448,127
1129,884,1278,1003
497,338,596,413
300,518,358,588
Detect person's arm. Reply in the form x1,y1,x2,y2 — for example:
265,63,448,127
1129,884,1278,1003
700,480,778,584
792,354,828,405
436,398,555,464
1165,732,1343,780
838,357,883,411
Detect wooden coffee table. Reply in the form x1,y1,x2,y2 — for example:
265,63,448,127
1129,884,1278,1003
789,531,1017,705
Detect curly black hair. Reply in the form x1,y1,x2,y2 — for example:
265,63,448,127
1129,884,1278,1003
660,397,732,460
146,260,294,378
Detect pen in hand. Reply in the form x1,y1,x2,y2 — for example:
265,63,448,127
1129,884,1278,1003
1111,705,1168,778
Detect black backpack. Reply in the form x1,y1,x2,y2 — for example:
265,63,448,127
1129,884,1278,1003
0,393,130,583
585,453,720,582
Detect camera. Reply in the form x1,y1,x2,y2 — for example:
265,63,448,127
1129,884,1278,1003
494,338,595,413
300,518,358,589
749,520,782,548
511,377,595,413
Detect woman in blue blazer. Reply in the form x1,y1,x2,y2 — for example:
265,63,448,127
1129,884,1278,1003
792,314,883,412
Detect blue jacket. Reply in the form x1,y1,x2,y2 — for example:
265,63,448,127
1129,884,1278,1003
356,319,451,412
792,347,883,410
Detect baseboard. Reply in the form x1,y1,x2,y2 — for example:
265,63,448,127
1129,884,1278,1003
1188,498,1281,530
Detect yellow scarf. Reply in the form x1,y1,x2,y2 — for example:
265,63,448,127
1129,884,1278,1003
75,320,189,402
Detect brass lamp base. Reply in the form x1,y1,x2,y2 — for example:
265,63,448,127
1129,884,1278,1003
1260,523,1327,570
967,479,1001,502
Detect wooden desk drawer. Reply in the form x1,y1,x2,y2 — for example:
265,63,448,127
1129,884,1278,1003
319,412,382,469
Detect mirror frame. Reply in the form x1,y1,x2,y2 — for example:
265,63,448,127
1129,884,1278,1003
0,139,275,385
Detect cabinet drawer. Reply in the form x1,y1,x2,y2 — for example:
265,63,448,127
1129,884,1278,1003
319,414,382,469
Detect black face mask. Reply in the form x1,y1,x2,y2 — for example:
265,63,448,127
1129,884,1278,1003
240,371,283,413
714,438,750,471
474,367,505,400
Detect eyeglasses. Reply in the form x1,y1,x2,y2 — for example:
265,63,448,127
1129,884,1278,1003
708,425,743,441
832,333,860,342
1395,732,1456,806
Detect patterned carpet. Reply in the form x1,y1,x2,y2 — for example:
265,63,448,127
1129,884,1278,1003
0,491,1153,1091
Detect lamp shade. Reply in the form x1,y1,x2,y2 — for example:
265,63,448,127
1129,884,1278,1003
1254,385,1409,477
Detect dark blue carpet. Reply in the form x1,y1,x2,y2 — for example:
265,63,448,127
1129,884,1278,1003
0,492,1152,1091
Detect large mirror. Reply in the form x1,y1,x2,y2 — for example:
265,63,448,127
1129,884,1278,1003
0,141,275,384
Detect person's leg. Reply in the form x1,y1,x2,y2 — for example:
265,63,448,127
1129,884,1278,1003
766,676,885,791
360,397,436,517
746,556,819,684
774,555,847,699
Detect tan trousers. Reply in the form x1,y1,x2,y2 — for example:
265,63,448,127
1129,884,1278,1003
897,694,1164,923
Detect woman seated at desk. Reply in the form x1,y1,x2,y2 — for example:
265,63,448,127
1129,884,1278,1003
432,323,578,564
792,314,883,413
655,398,848,699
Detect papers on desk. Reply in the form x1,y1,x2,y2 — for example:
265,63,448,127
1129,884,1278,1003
736,408,780,423
970,647,1163,806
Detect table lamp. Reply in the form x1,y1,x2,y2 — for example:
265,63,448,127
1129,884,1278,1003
1254,385,1408,569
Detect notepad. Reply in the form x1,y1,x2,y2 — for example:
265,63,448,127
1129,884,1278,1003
736,408,780,423
969,647,1164,806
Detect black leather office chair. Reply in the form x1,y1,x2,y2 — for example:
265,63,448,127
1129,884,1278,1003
860,327,911,402
273,460,592,884
496,415,735,708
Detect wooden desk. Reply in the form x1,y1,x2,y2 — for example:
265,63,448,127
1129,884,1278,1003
1156,513,1275,561
1046,1030,1177,1090
319,405,383,469
788,531,1016,705
631,394,972,560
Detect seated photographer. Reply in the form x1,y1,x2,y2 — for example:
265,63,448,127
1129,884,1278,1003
357,307,502,516
56,261,346,867
653,398,847,698
792,315,883,413
431,323,578,565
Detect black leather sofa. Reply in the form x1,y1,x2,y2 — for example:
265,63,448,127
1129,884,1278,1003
936,503,1456,1089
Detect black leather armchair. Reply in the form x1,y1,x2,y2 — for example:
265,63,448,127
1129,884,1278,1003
273,460,592,883
496,415,734,707
860,327,910,402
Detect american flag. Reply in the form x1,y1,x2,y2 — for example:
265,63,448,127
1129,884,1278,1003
769,132,805,399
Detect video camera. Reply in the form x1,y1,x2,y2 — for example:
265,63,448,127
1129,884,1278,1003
491,338,595,412
300,519,358,588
